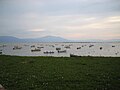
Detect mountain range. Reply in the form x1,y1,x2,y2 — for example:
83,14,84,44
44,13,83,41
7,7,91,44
0,36,120,42
0,36,70,42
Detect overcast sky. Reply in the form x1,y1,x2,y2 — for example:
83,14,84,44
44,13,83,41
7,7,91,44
0,0,120,40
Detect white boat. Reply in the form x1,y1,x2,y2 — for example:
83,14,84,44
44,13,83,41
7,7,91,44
44,51,54,54
13,46,22,50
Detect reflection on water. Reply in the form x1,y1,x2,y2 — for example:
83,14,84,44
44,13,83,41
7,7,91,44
0,42,120,57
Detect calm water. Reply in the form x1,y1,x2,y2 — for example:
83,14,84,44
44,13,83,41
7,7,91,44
0,42,120,57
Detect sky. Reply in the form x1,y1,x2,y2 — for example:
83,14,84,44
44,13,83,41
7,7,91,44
0,0,120,40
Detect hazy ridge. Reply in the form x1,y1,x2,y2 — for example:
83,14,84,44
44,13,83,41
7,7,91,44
0,36,120,42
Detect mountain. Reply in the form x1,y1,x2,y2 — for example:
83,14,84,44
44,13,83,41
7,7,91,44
0,36,70,42
107,39,120,42
40,36,69,42
0,36,21,42
0,36,120,42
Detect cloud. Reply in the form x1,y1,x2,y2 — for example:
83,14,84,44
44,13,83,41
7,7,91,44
29,28,45,32
42,15,120,39
0,0,120,39
106,16,120,23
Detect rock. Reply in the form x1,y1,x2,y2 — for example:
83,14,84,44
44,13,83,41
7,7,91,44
0,84,5,90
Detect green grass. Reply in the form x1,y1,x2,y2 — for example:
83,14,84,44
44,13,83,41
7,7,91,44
0,55,120,90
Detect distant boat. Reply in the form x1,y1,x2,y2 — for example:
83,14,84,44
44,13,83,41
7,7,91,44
24,44,29,46
44,51,54,54
70,54,81,57
31,48,41,52
0,51,2,55
0,50,3,55
0,45,7,48
31,45,35,48
56,48,61,51
89,45,94,48
37,46,44,49
13,46,22,50
64,46,71,49
77,47,81,49
100,47,103,50
58,50,66,53
112,46,115,47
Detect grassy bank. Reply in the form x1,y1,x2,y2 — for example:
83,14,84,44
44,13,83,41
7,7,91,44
0,55,120,90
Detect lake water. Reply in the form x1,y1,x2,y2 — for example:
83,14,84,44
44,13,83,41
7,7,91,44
0,42,120,57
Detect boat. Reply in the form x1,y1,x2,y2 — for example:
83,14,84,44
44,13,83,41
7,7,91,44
0,52,2,55
70,54,81,57
100,47,103,50
13,46,22,50
58,50,66,53
89,45,94,48
44,51,54,54
37,47,44,49
64,46,70,49
31,48,41,52
56,48,61,51
31,45,35,48
77,47,81,49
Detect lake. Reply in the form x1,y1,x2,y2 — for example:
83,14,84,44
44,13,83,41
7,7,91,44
0,42,120,57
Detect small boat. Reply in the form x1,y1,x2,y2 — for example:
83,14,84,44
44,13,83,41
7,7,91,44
56,48,61,51
48,45,55,47
0,45,7,48
3,45,7,47
112,46,115,47
70,54,81,57
24,44,29,46
64,46,70,49
0,52,2,55
115,52,119,55
37,47,44,49
82,45,85,47
31,48,41,52
13,46,22,50
77,47,81,49
89,45,94,48
31,45,35,48
44,51,54,54
100,47,103,50
58,50,66,53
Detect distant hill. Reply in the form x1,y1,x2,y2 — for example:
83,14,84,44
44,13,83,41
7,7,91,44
39,36,69,42
0,36,20,42
107,39,120,42
0,36,120,42
0,36,70,42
